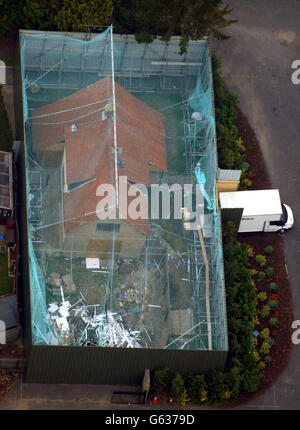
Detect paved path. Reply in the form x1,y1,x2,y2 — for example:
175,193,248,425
211,0,300,410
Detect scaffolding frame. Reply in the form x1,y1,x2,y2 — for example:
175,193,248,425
20,27,228,351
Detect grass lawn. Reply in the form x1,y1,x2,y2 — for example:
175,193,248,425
0,85,13,152
0,253,13,296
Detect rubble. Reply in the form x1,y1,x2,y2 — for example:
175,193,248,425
47,292,142,348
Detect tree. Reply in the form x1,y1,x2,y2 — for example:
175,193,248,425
55,0,113,32
0,0,113,34
113,0,236,54
0,0,21,34
21,0,60,31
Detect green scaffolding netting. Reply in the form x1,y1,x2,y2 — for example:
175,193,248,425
20,27,228,351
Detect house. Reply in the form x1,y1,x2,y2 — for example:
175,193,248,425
31,77,167,257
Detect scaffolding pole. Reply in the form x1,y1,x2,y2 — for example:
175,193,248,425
197,225,212,350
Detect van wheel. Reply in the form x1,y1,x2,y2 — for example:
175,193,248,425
279,229,285,235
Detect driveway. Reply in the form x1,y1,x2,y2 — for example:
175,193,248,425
211,0,300,409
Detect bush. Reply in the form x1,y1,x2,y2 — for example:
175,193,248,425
178,388,190,407
268,299,278,310
170,373,185,401
243,178,252,188
256,254,266,266
264,355,274,363
269,317,279,327
242,366,263,392
266,337,276,346
187,374,208,403
260,304,271,318
252,315,260,327
246,245,254,257
221,222,263,398
260,328,270,339
206,370,227,405
264,245,274,254
260,341,271,355
265,267,275,277
152,368,169,393
257,361,266,370
257,292,267,302
268,282,279,292
212,56,243,172
257,271,265,281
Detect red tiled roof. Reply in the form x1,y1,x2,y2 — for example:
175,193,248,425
32,77,167,236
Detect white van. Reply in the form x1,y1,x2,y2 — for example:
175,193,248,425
219,189,294,234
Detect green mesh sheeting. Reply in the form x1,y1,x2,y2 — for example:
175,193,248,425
20,27,228,351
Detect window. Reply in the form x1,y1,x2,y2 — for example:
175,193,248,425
96,223,120,232
270,220,283,226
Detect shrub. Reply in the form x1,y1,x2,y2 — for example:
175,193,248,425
250,279,257,291
260,341,271,355
268,299,278,310
246,245,254,257
257,292,267,302
170,373,185,401
260,304,271,318
212,57,242,172
152,368,169,393
206,370,227,405
242,366,263,392
269,317,279,327
252,350,260,361
252,315,260,327
260,328,270,339
236,136,245,151
243,178,252,188
266,337,276,346
256,254,266,266
250,269,258,276
179,388,190,407
268,282,279,292
265,267,275,277
187,374,208,403
264,355,274,363
257,361,266,370
264,245,274,254
257,271,265,281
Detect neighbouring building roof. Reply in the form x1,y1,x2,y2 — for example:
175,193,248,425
31,77,167,235
0,294,18,330
0,151,13,211
217,168,241,182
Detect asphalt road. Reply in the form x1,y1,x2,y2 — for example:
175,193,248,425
211,0,300,409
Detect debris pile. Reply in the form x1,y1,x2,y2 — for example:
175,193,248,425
47,290,142,348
